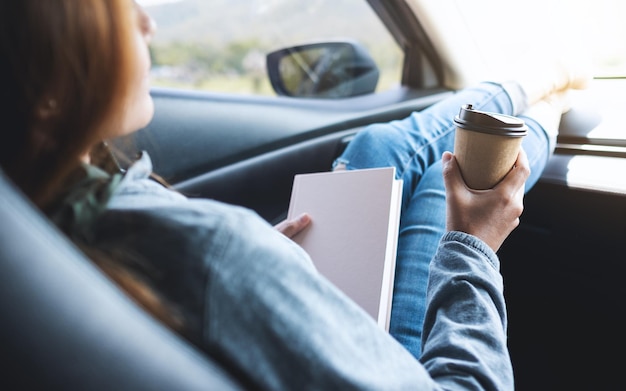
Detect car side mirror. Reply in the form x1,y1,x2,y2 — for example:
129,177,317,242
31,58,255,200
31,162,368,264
266,41,380,99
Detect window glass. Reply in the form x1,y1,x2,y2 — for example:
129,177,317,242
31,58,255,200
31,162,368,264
406,0,626,91
519,0,626,78
581,0,626,78
138,0,403,95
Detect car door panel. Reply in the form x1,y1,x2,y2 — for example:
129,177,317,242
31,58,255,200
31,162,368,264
114,86,453,222
174,128,359,224
123,87,453,181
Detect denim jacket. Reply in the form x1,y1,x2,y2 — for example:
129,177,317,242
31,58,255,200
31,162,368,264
51,152,513,391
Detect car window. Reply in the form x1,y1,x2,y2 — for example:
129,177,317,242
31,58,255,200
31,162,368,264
582,0,626,78
138,0,403,96
410,0,626,79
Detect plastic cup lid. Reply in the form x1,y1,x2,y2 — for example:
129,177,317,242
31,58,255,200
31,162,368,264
454,104,528,136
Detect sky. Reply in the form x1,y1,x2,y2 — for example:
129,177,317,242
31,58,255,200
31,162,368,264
137,0,184,7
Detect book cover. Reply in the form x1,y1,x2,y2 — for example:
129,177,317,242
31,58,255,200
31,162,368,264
287,167,402,330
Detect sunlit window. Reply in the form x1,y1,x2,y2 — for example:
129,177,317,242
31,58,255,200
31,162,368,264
138,0,403,96
405,0,626,89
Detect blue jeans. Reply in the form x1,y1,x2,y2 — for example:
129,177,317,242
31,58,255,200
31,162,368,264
334,82,553,358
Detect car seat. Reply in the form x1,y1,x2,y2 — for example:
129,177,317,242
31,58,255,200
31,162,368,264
0,169,246,391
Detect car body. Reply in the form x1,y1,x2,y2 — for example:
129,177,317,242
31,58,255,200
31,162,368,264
2,0,625,390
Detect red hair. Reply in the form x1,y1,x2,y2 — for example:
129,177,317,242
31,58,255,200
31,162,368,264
0,0,138,207
0,1,184,333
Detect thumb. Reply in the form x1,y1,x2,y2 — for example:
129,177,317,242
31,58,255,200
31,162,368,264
441,151,463,191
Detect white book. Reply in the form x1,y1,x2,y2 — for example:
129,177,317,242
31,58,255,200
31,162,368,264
287,167,403,331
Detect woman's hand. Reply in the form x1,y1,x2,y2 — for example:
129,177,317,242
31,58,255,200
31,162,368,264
274,213,312,239
442,149,530,252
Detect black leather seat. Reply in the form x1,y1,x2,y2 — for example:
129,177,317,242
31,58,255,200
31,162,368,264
0,169,246,391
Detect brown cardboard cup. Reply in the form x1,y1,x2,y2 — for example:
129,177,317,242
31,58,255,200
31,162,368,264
453,104,528,190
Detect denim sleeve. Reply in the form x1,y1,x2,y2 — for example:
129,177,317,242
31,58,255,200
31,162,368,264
101,157,513,390
420,231,514,391
198,202,441,391
198,206,515,391
102,178,436,390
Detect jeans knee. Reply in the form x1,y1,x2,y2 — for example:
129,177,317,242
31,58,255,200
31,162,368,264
352,124,398,150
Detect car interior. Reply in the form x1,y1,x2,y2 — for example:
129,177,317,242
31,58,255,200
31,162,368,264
0,169,246,391
1,0,625,390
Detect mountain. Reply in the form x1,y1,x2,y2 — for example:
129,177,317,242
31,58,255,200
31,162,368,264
145,0,394,50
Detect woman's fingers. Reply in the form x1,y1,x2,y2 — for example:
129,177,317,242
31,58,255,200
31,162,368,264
442,149,530,252
274,213,312,239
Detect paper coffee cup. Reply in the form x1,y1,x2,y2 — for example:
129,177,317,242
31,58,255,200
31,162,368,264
453,104,528,190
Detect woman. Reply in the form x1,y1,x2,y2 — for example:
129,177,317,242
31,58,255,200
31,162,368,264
0,1,586,390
